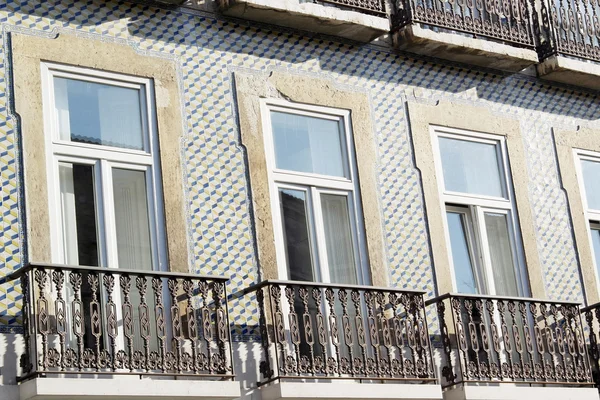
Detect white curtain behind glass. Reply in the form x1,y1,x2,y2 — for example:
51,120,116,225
271,112,346,178
439,137,504,198
98,87,144,150
59,163,79,265
485,213,519,296
321,194,358,285
53,77,144,150
59,164,80,350
55,79,72,142
112,169,153,271
112,168,157,351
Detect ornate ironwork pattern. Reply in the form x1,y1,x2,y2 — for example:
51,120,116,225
319,0,386,15
11,263,233,380
429,293,593,388
543,0,600,61
582,301,600,389
391,0,536,47
246,280,435,384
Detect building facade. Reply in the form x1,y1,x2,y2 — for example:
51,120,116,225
0,0,600,399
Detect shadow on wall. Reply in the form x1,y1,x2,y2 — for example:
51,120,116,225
121,0,600,120
1,333,23,388
14,0,597,131
2,0,130,28
233,338,264,399
474,74,600,119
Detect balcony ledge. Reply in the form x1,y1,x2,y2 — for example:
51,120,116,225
218,0,389,42
393,24,538,72
18,377,241,400
260,381,443,400
537,55,600,90
442,385,598,400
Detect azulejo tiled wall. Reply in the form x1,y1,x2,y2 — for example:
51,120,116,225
0,0,596,335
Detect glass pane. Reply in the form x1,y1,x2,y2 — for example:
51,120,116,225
484,213,519,296
446,211,478,294
59,163,99,266
112,169,153,270
271,111,346,177
321,194,358,285
112,169,158,352
581,160,600,210
439,137,505,198
591,226,600,284
54,77,145,150
280,189,315,281
60,163,101,350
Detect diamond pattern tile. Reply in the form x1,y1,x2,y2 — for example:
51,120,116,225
0,0,597,339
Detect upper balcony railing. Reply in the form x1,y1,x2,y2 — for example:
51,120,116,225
242,280,436,385
10,263,234,381
428,293,593,388
318,0,387,15
537,0,600,62
391,0,537,48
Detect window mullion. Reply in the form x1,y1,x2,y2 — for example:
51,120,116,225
472,205,496,295
51,143,153,165
588,211,600,222
311,187,328,283
272,172,354,191
505,209,528,297
146,166,165,272
50,157,67,264
346,192,365,285
99,159,117,270
442,193,512,210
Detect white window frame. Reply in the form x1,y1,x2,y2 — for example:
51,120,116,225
260,99,369,285
41,62,168,273
574,149,600,296
432,126,528,296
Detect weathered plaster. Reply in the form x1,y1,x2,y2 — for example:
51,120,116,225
11,32,189,273
554,127,600,305
234,70,388,286
407,100,545,298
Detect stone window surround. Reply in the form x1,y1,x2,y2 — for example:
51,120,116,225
11,32,189,272
555,127,600,304
233,71,387,286
407,100,545,298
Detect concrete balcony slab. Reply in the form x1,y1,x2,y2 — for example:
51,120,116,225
218,0,389,42
442,384,598,400
260,381,444,400
537,55,600,90
393,25,539,72
19,377,241,400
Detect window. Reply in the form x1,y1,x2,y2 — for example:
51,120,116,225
575,151,600,293
42,62,166,273
433,127,526,296
262,100,367,285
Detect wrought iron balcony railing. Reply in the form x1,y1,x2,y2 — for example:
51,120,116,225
537,0,600,62
10,263,233,381
428,293,593,387
391,0,537,48
318,0,386,15
243,280,436,385
582,301,600,389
